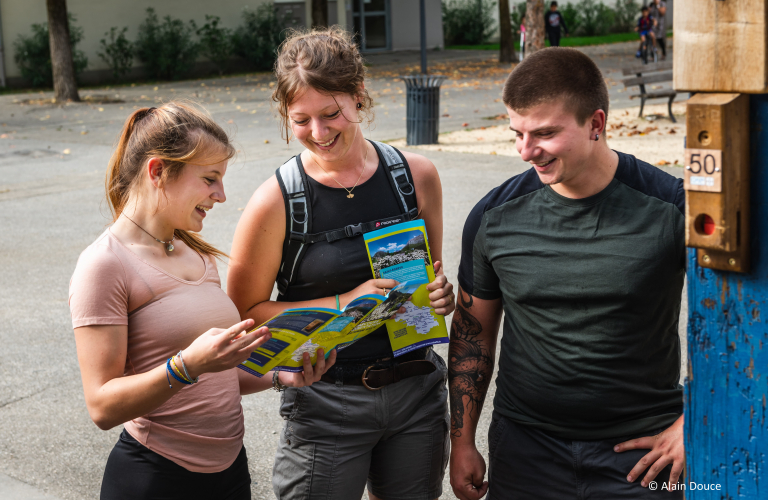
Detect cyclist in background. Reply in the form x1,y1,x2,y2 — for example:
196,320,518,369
634,6,657,59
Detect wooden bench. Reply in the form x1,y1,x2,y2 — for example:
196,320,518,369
621,61,677,122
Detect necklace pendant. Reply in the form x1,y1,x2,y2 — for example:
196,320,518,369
347,193,354,199
167,243,175,252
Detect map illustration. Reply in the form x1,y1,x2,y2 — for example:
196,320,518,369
291,339,321,362
393,302,439,335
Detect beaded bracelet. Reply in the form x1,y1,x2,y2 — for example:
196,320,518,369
166,358,192,387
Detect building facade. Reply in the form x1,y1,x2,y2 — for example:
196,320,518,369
0,0,443,87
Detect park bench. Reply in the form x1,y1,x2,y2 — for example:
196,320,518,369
621,60,677,122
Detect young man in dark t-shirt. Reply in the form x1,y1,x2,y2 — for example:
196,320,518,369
544,1,568,46
448,48,685,500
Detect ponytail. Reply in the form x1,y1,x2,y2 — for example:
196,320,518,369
105,101,234,259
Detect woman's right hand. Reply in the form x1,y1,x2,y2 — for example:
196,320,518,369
181,319,272,380
341,278,400,306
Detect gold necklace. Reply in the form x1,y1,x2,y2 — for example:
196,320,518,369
310,142,369,199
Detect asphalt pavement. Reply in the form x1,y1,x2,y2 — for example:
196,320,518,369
0,42,684,500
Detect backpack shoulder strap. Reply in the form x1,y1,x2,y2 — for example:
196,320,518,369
370,140,418,215
275,156,311,296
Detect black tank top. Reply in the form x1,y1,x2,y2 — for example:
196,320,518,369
277,144,418,361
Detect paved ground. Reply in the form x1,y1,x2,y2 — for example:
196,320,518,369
0,42,685,499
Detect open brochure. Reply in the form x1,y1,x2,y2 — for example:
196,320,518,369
238,220,448,378
363,220,449,356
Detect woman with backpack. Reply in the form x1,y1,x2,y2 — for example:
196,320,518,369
228,28,456,500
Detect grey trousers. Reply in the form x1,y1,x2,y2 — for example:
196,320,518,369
273,349,449,500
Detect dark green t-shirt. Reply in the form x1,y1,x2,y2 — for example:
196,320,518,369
458,152,685,439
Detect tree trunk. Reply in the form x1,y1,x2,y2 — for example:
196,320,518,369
312,0,329,28
525,0,545,56
46,0,79,102
499,0,517,63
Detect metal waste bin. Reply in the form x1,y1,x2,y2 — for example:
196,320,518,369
401,75,447,145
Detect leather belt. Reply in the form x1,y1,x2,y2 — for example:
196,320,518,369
320,350,436,390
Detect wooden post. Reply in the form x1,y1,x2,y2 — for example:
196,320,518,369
685,94,768,499
677,1,768,497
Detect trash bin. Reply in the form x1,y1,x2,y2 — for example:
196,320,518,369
401,75,447,145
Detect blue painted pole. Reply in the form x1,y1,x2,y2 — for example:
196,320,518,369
685,94,768,498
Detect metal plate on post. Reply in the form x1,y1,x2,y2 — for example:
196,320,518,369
684,148,722,192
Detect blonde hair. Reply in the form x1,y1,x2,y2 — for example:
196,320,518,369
106,100,235,259
272,26,373,143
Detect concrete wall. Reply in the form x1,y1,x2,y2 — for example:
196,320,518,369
391,0,444,51
0,0,443,87
0,0,275,83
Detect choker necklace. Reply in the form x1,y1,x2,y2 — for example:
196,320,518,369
122,213,175,252
310,142,369,199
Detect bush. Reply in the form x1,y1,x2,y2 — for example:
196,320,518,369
563,0,615,37
442,0,496,46
613,0,639,33
232,5,287,71
136,8,199,80
13,15,88,88
98,27,134,81
561,3,581,36
196,15,234,76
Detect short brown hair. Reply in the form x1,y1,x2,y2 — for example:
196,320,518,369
272,27,373,142
106,100,235,258
502,47,609,125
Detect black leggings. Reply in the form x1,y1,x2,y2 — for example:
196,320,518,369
101,430,251,500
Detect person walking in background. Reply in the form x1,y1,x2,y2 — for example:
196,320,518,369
544,1,568,47
649,0,668,60
518,13,527,61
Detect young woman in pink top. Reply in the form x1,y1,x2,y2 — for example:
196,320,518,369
69,101,335,500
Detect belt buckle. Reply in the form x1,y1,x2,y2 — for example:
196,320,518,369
362,365,383,391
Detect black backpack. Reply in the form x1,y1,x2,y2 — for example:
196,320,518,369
274,140,419,296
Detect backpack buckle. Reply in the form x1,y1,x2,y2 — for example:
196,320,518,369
345,223,364,237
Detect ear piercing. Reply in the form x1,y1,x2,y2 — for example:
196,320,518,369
595,133,600,141
357,102,363,109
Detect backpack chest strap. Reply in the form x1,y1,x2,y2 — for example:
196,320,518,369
289,208,419,245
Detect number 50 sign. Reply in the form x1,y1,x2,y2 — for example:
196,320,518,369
684,148,722,192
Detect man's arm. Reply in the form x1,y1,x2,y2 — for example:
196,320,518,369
449,286,503,500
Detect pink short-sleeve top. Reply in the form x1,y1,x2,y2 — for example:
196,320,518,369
69,230,244,473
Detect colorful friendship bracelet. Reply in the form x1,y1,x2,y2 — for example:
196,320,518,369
170,357,190,383
176,351,199,384
166,358,192,386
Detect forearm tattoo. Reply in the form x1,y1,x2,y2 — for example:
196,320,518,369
448,289,494,438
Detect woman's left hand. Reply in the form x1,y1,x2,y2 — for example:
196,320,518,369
428,261,456,316
278,348,337,388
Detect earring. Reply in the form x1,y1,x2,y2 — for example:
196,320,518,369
595,133,600,141
357,102,362,109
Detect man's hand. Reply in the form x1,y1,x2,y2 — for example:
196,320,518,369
450,443,489,500
614,415,685,487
